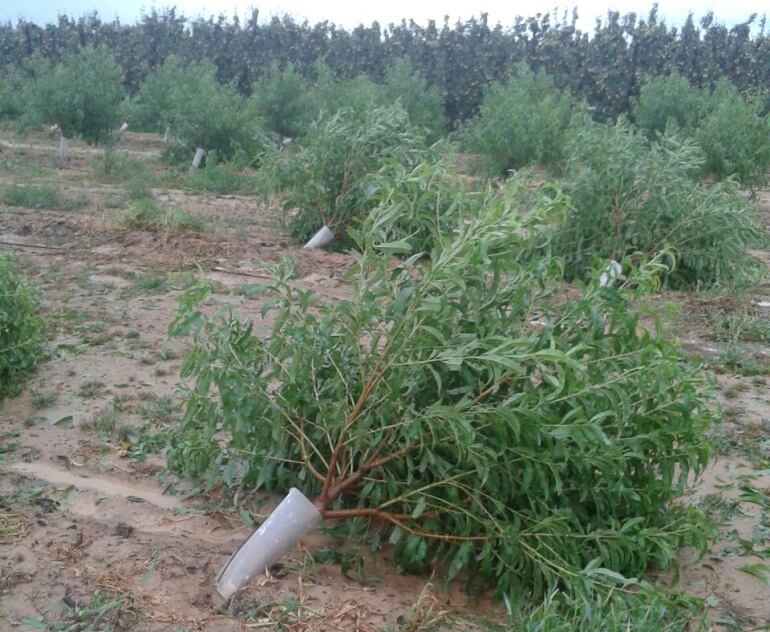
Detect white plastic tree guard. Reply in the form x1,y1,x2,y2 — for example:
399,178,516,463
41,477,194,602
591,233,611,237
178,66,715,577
191,147,205,169
599,260,622,288
303,225,334,249
118,121,129,132
216,488,322,600
163,126,171,144
58,135,69,162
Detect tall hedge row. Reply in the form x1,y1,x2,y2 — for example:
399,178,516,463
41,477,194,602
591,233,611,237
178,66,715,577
2,7,770,125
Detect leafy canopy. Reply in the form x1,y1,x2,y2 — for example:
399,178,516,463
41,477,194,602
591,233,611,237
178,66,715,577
24,47,123,143
169,175,714,600
457,65,576,174
553,120,766,288
0,254,45,404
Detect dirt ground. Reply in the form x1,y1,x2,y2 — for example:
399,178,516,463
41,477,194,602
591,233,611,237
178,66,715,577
1,130,770,630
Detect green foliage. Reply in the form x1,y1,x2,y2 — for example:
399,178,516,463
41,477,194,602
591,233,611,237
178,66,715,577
0,254,45,404
5,9,770,128
250,62,312,140
363,154,478,255
457,66,576,174
632,72,703,138
381,59,445,142
1,184,87,210
23,47,123,144
130,55,186,133
553,121,766,288
506,583,707,631
695,80,770,188
310,63,380,119
633,75,770,188
117,198,203,232
135,56,266,164
0,65,26,121
181,162,257,195
169,187,714,601
278,103,427,246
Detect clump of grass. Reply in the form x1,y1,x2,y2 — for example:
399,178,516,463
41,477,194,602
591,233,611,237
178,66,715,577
130,273,169,293
182,162,256,195
117,199,203,232
712,309,770,343
80,406,132,442
90,152,156,200
1,184,87,210
78,380,107,399
30,389,57,410
140,395,176,425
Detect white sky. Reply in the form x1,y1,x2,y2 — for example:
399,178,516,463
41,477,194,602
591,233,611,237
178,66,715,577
2,0,767,29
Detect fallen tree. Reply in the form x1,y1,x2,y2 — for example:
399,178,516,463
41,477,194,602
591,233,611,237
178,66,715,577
169,177,714,601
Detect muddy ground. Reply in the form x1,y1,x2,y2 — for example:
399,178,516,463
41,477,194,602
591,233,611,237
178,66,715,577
1,130,770,630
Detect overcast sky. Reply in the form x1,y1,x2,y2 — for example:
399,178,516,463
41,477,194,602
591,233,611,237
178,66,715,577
2,0,767,30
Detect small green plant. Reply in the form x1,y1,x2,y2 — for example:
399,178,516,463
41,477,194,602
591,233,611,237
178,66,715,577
36,592,131,631
0,254,45,404
30,389,56,410
456,65,576,174
1,184,87,210
78,381,107,399
278,103,427,246
169,185,714,602
182,162,256,195
81,406,132,443
711,308,770,343
118,199,203,232
89,153,155,200
553,121,765,288
129,273,169,294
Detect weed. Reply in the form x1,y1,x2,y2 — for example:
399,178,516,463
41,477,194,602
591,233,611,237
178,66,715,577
130,274,169,293
25,591,134,631
30,389,57,410
696,492,743,522
181,162,255,195
78,381,108,398
81,406,132,442
1,184,87,210
141,395,176,425
0,157,51,178
117,198,203,232
158,348,179,361
712,309,770,344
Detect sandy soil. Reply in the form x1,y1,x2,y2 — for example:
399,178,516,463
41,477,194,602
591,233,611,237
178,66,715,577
1,130,770,630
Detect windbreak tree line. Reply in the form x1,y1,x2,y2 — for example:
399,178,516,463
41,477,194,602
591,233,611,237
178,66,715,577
2,7,770,125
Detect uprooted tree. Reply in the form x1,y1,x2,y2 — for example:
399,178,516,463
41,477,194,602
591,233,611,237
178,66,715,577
168,172,715,599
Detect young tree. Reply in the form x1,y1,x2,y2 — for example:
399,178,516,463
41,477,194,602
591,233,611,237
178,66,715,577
25,47,124,159
250,62,313,140
133,57,265,165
